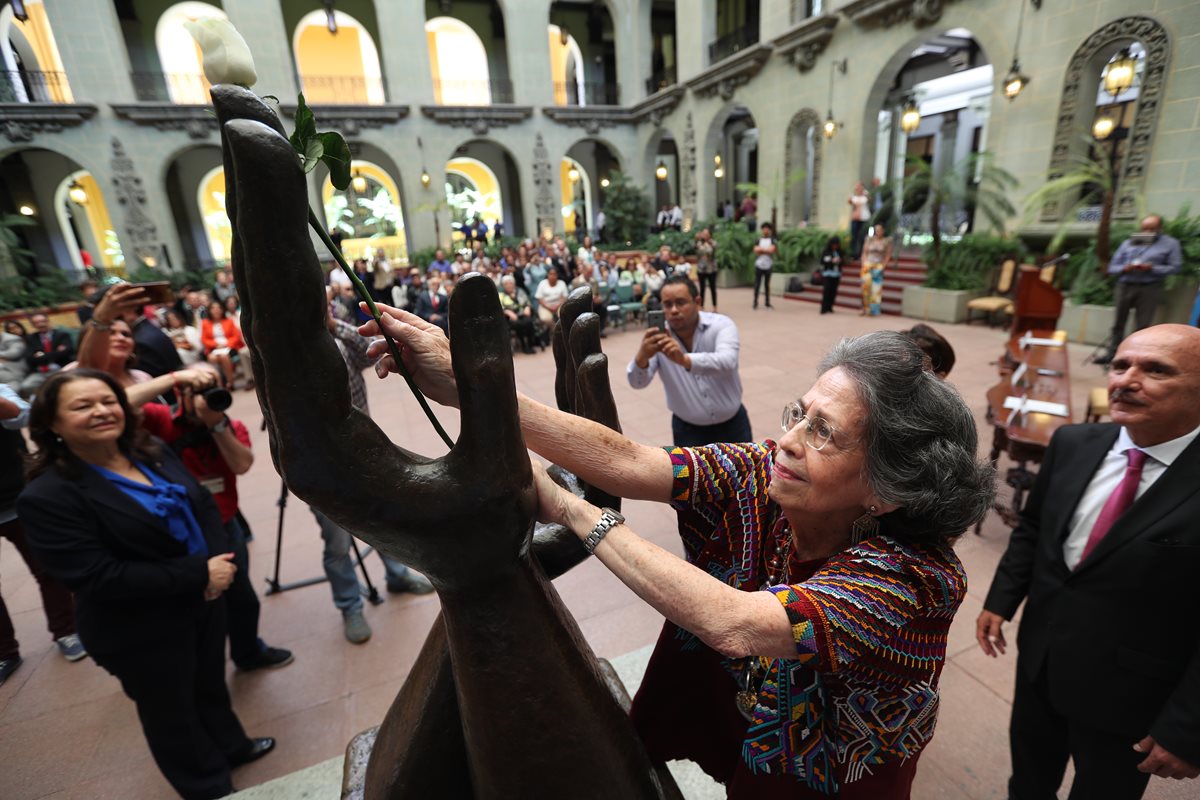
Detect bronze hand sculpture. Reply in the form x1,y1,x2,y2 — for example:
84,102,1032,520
214,86,670,799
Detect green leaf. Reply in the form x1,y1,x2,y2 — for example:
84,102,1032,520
289,93,317,154
302,137,324,173
318,131,353,190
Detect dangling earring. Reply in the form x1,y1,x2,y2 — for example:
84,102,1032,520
850,504,879,545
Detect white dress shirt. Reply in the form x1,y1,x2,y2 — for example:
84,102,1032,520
1062,423,1200,569
626,311,743,426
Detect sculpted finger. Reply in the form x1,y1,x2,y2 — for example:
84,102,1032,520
567,313,601,412
447,274,527,474
551,319,572,412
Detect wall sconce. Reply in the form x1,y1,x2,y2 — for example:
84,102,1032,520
420,169,432,188
599,177,610,188
567,167,580,183
18,204,35,216
655,161,668,181
323,0,338,34
713,154,724,179
10,0,28,23
822,112,839,140
822,58,847,141
1103,48,1136,99
67,179,89,205
350,169,368,194
1002,60,1030,101
1092,115,1115,141
899,98,921,135
559,25,570,47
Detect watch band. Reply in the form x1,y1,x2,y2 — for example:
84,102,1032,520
210,415,230,434
582,507,625,555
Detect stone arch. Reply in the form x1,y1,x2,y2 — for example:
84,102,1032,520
1041,15,1170,222
643,126,679,209
293,8,386,104
161,143,223,268
783,108,823,225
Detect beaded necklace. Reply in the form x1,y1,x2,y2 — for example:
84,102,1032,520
735,519,793,721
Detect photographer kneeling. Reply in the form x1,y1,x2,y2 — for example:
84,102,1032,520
129,371,293,673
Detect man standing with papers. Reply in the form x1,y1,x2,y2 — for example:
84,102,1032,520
977,324,1200,799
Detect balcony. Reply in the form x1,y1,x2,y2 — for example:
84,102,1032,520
645,66,678,96
0,70,71,104
553,81,620,106
432,78,515,106
708,25,760,65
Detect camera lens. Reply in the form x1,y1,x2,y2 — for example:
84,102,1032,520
202,387,232,412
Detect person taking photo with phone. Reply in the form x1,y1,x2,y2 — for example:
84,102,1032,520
628,275,751,447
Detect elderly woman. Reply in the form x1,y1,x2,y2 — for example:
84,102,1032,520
199,300,249,389
367,315,993,799
17,370,274,799
498,274,538,354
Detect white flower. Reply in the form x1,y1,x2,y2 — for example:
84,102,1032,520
184,18,257,88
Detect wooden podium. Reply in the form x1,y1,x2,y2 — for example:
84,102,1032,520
1010,265,1063,334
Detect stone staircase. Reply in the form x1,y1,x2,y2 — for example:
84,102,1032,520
784,255,927,316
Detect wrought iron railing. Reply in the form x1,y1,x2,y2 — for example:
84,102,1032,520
130,71,208,103
553,81,620,106
297,74,388,105
645,66,678,95
708,25,759,65
432,78,515,105
0,70,70,103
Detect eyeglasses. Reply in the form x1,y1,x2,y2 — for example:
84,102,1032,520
780,401,851,451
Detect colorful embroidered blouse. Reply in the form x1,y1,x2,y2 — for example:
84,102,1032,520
662,441,967,794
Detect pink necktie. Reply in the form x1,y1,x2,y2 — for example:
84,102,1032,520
1078,448,1148,565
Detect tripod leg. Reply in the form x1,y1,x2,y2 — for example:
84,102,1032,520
348,536,383,606
265,480,288,594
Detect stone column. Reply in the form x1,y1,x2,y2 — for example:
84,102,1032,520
676,0,716,83
506,0,554,107
43,0,135,103
373,1,435,105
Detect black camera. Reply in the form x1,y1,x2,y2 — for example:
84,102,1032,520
202,387,232,412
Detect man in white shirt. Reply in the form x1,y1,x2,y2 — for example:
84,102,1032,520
978,324,1200,799
627,275,751,446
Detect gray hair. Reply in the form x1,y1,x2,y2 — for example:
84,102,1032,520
818,331,995,543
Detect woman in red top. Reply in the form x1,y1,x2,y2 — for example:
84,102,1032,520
199,301,247,389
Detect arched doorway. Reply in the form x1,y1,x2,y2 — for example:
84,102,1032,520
293,9,386,104
445,140,524,239
426,16,505,105
322,160,408,262
704,104,758,222
548,1,618,105
646,130,679,217
155,2,226,104
864,29,993,237
784,109,822,226
647,0,677,95
0,148,124,278
445,157,503,242
563,138,621,237
0,0,73,103
164,145,224,270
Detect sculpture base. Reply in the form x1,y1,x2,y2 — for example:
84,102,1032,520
340,658,685,799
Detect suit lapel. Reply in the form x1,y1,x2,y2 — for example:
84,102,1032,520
1049,426,1120,548
77,462,166,533
1074,434,1200,574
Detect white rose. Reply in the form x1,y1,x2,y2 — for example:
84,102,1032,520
184,18,257,88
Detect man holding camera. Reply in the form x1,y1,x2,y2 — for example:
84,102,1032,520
1096,214,1182,365
627,275,751,447
138,377,294,672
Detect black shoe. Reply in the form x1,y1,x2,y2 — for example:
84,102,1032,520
387,572,435,595
0,656,22,685
230,737,276,767
236,646,294,672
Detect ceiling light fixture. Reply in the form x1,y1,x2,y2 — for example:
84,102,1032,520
1103,48,1136,99
899,97,921,135
323,0,338,34
1092,115,1115,141
67,179,89,205
655,161,668,181
351,169,368,194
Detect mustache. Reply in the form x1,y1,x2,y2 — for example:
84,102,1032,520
1110,388,1143,405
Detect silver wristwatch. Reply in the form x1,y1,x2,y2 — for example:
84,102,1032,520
210,415,230,434
583,507,625,555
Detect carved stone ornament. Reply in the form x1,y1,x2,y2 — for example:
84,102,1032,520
108,137,159,249
783,109,823,224
686,44,774,100
277,104,409,137
421,105,533,135
681,112,697,223
773,14,840,72
629,84,685,128
532,132,557,228
842,0,957,28
110,104,217,140
0,103,97,142
1041,15,1170,222
541,105,634,135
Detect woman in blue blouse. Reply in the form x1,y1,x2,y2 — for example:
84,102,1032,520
18,369,274,799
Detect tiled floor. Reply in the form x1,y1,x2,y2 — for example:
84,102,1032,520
0,287,1191,799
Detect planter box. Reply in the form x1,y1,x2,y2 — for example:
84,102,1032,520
1059,300,1115,346
772,271,809,296
901,285,978,324
717,269,749,288
1156,277,1200,325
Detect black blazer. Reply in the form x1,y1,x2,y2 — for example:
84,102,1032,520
985,423,1200,764
414,289,447,322
25,329,74,371
17,446,230,656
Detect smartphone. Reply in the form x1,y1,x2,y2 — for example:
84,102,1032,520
647,310,666,331
133,281,175,305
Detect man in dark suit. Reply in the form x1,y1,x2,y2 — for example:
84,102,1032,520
978,323,1200,799
414,272,449,334
20,313,74,397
